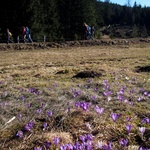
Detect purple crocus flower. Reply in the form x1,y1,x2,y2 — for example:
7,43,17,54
142,117,150,125
126,124,132,134
26,103,31,108
60,143,73,150
37,109,42,114
24,121,34,131
16,130,23,138
73,141,82,149
107,96,112,102
139,127,146,135
18,114,22,120
119,138,128,147
110,113,121,122
91,95,97,101
47,111,52,117
80,102,91,111
137,97,143,102
80,135,86,142
52,137,60,146
126,117,132,122
87,78,92,83
3,91,7,97
144,91,148,96
43,122,47,131
96,141,103,149
117,94,124,101
34,146,42,150
94,105,104,115
3,101,6,107
20,95,25,101
139,146,150,150
74,101,80,109
0,81,4,84
45,141,51,149
86,134,94,141
103,142,112,150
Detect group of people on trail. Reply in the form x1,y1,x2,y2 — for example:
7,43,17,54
7,26,33,44
82,22,95,40
22,26,33,43
6,22,94,43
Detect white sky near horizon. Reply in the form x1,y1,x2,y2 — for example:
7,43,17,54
101,0,150,7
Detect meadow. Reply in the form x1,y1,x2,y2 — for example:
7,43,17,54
0,43,150,150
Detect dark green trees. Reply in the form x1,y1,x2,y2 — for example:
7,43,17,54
28,0,59,41
57,0,96,40
1,0,150,42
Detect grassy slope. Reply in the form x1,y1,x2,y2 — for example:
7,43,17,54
0,44,150,149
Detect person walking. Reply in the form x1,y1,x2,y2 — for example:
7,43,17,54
25,26,33,43
6,28,13,44
82,23,88,40
22,26,26,43
91,26,95,40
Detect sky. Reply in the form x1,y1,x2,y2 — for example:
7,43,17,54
102,0,150,7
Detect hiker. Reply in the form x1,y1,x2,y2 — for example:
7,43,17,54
22,26,26,42
25,26,33,43
82,23,88,40
87,25,91,40
91,26,95,40
6,28,13,44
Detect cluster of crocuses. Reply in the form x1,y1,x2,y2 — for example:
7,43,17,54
1,73,150,149
33,134,150,150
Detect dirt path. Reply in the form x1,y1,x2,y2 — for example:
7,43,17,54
1,38,150,50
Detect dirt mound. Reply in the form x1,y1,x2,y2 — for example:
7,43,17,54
0,38,150,50
135,65,150,73
73,70,104,78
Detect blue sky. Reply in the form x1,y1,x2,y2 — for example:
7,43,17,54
102,0,150,7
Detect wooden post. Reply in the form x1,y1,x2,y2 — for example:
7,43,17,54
44,35,46,42
17,36,19,43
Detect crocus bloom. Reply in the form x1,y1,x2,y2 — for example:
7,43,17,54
142,117,150,125
18,114,22,120
126,124,132,133
52,137,60,146
126,117,132,122
34,146,42,150
24,121,34,131
43,122,47,131
94,106,104,115
37,109,42,114
47,111,52,117
16,130,23,138
103,142,112,150
107,96,112,102
139,127,146,135
60,143,73,150
80,135,86,142
96,141,103,149
139,146,150,150
120,138,128,147
110,113,121,122
45,141,51,149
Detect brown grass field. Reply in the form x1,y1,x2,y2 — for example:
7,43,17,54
0,43,150,149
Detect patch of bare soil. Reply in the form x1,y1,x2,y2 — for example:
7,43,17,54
135,65,150,73
0,38,150,50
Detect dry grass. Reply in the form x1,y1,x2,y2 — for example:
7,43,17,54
0,44,150,149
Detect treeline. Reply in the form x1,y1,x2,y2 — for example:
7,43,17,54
0,0,150,42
